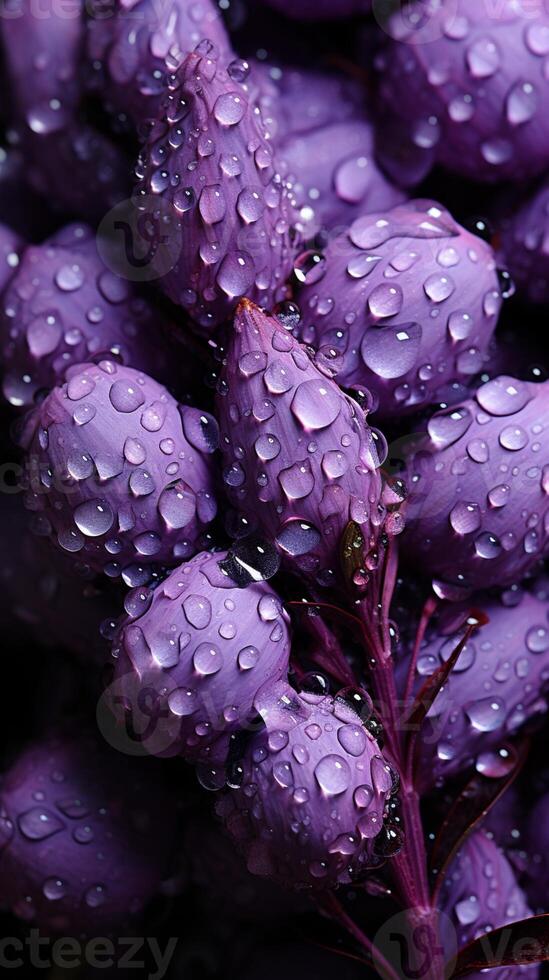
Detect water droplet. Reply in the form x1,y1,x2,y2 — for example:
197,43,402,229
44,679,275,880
361,322,422,380
73,499,114,537
214,92,246,126
18,808,64,840
368,283,403,318
193,642,223,675
499,426,528,451
43,878,66,900
506,81,537,125
465,697,505,732
476,377,531,416
291,380,341,429
526,626,549,653
474,532,502,559
314,754,351,795
109,379,145,413
337,724,368,757
449,502,481,534
183,594,212,629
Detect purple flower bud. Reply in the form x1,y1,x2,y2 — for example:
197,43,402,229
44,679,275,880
135,47,298,332
498,178,549,304
0,496,118,663
111,550,291,762
216,300,386,592
0,728,177,933
376,0,549,183
0,222,22,296
260,0,369,18
217,686,395,889
402,376,549,594
86,0,231,127
282,120,404,239
251,65,403,235
402,588,549,790
439,832,536,979
296,200,501,417
254,65,366,142
0,225,180,410
526,793,549,910
20,361,219,583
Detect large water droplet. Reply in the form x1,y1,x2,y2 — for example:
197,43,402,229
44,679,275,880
18,808,64,840
465,697,505,732
291,379,341,429
73,499,114,537
314,754,351,795
361,322,422,380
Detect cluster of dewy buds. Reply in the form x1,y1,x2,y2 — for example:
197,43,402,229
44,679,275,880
498,177,549,304
0,0,129,221
375,0,549,183
217,684,398,889
0,224,180,410
86,0,231,129
401,586,549,791
134,45,299,333
216,300,393,594
296,200,502,418
402,375,549,595
20,361,219,584
439,831,535,970
110,550,291,763
0,727,177,933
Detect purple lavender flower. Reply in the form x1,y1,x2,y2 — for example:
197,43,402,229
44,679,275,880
259,0,370,18
376,0,549,183
526,793,549,911
217,685,395,889
111,550,291,762
0,223,22,296
216,299,387,592
0,225,181,409
0,495,118,663
402,376,549,594
0,728,176,933
86,0,231,128
402,588,549,790
135,47,299,332
498,178,549,304
296,200,501,417
439,831,536,977
20,361,218,583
